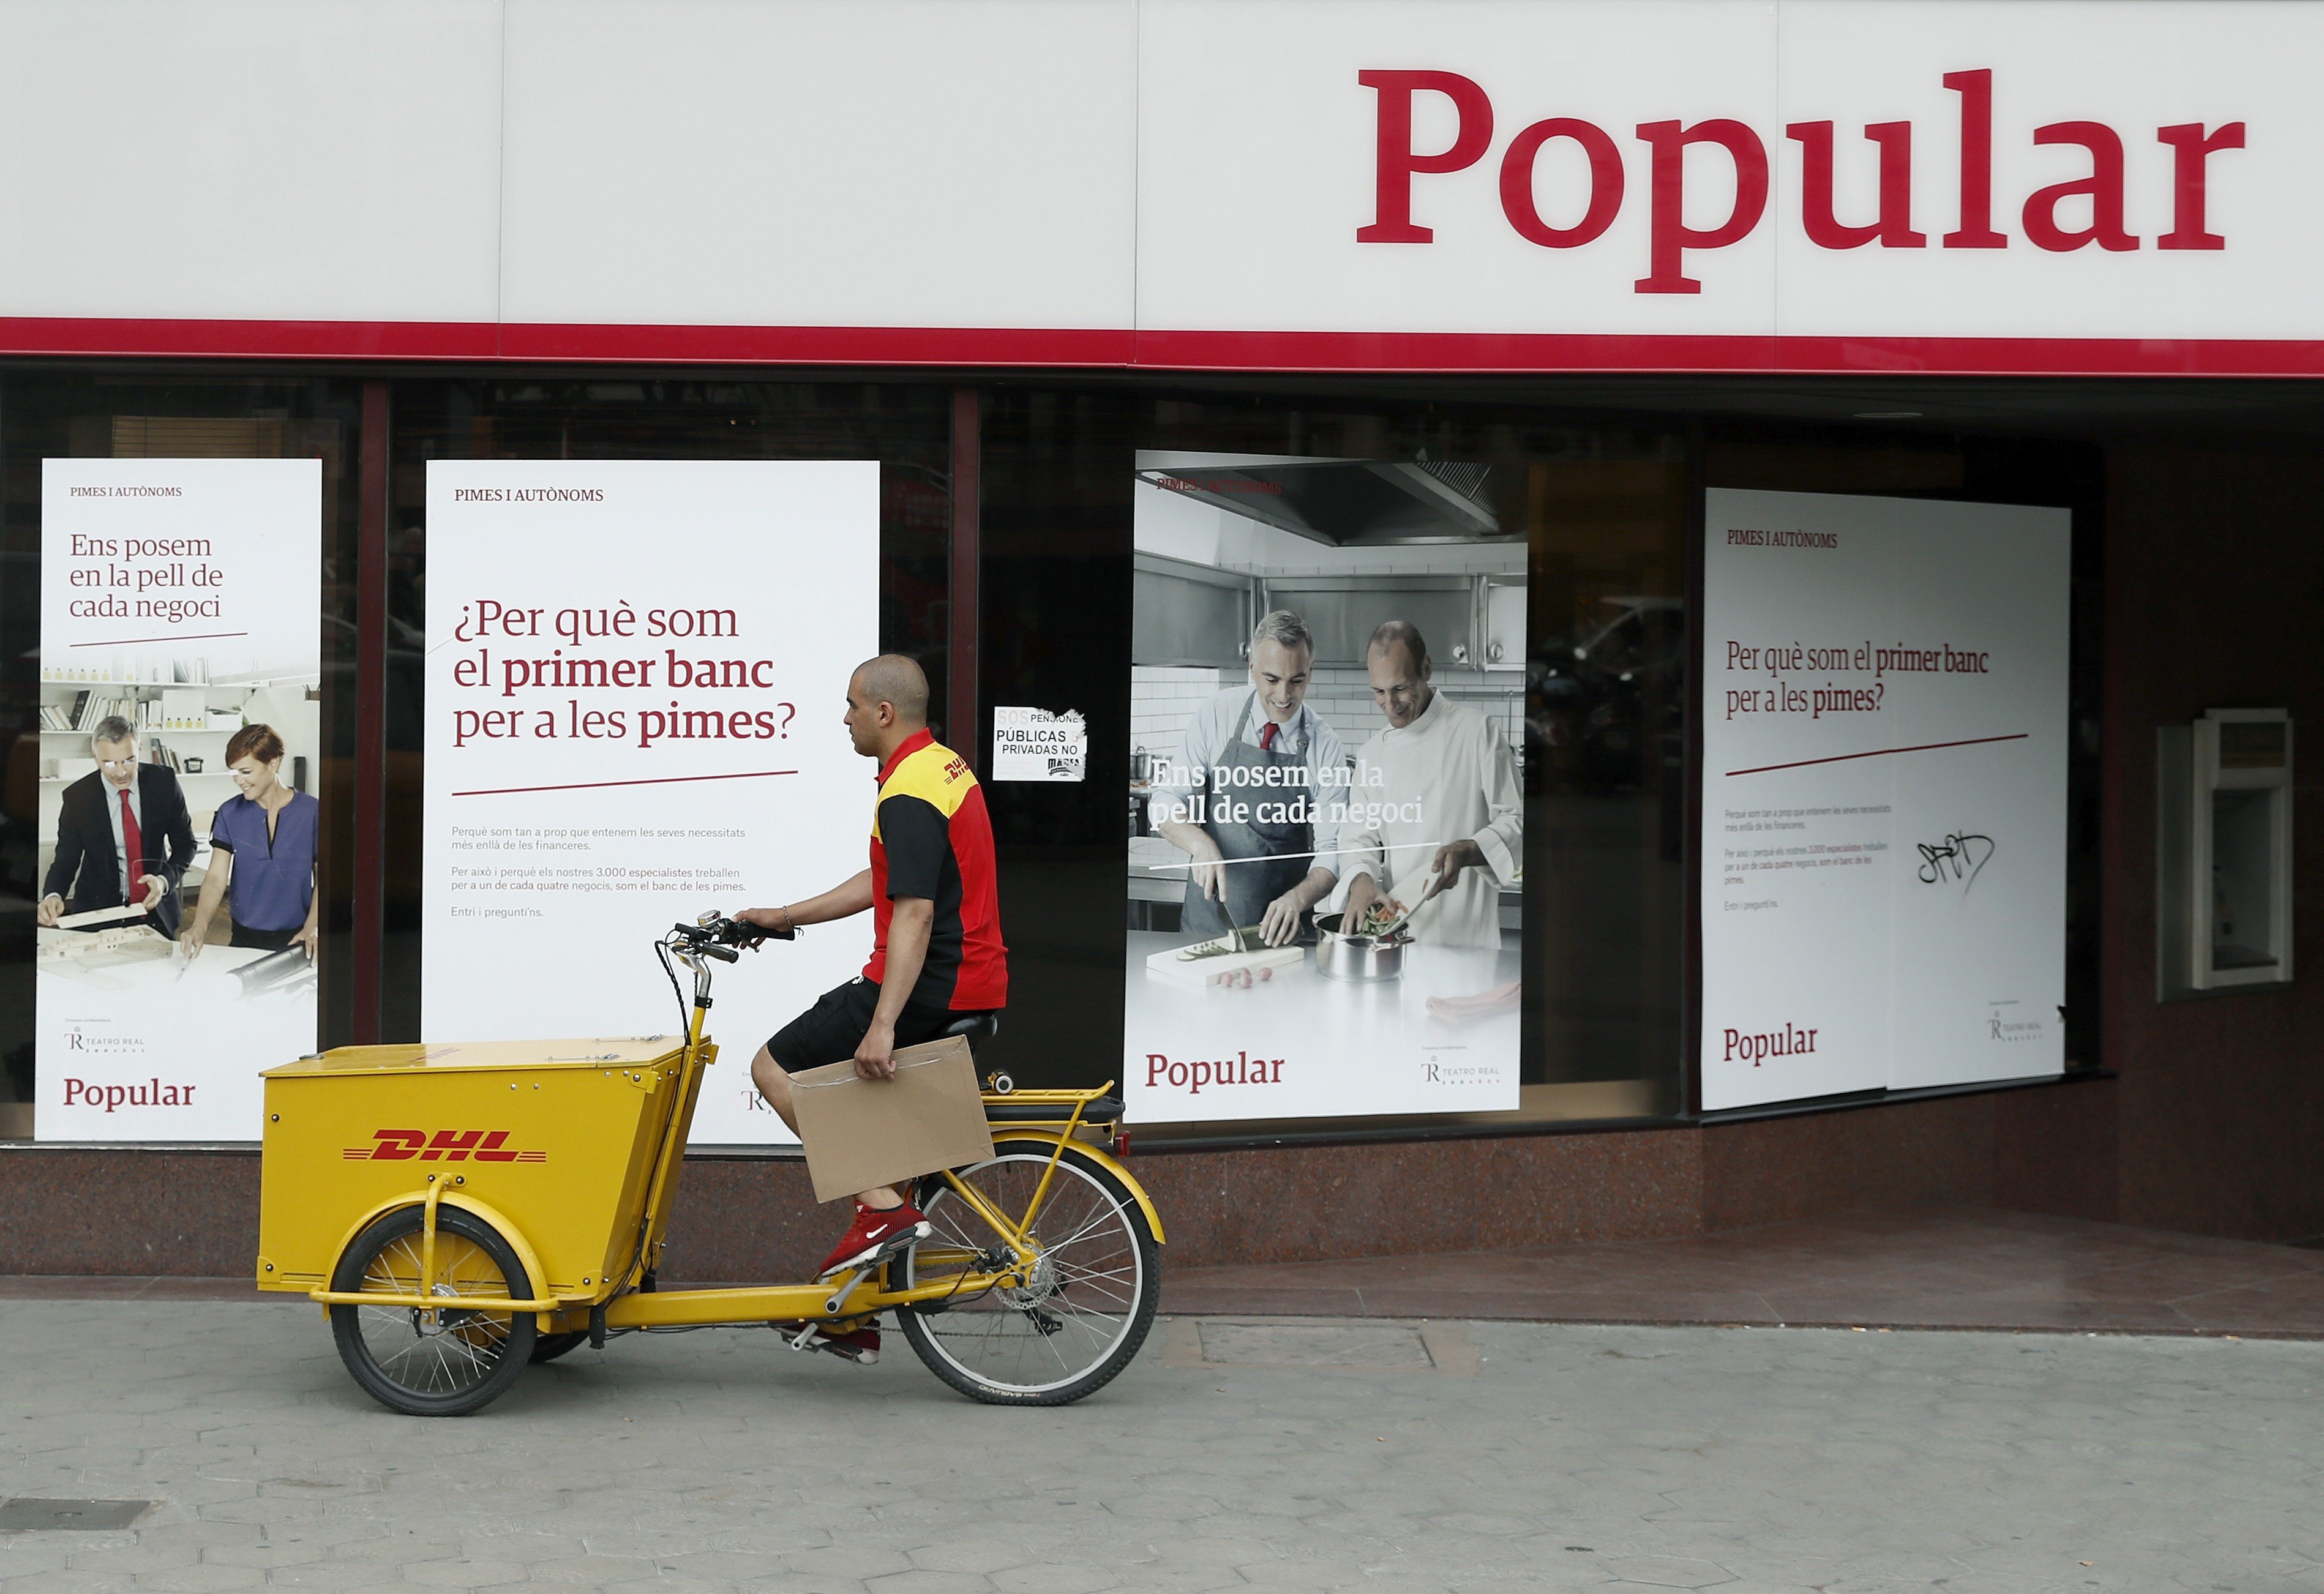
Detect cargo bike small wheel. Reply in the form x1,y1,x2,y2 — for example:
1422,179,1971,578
896,1138,1159,1407
329,1205,538,1416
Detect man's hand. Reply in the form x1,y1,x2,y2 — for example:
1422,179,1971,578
854,1019,898,1080
35,894,63,929
178,924,206,964
292,922,320,963
1182,831,1227,902
733,905,789,946
137,874,169,905
1429,839,1486,886
1340,871,1381,933
1259,888,1308,947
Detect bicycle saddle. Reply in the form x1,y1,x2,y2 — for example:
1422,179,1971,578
942,1012,1000,1052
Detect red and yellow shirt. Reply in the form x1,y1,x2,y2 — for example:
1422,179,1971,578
867,729,1007,1011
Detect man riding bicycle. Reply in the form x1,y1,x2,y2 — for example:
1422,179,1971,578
737,654,1006,1360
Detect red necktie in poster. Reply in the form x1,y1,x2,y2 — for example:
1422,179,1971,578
119,787,146,905
1259,722,1277,751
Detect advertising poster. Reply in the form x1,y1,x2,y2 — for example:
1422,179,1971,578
1125,454,1525,1123
422,462,877,1145
1700,489,2071,1112
36,458,323,1141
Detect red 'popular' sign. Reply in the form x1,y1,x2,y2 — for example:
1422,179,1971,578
1358,68,2244,292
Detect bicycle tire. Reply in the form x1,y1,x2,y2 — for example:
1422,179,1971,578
897,1138,1160,1407
529,1331,591,1365
329,1205,537,1416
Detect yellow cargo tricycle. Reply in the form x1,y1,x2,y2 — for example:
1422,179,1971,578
255,913,1161,1416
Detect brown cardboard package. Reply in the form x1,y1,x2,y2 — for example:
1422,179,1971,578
789,1035,995,1203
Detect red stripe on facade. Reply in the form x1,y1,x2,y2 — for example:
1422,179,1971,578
0,317,498,359
7,316,2324,376
497,322,1137,366
1128,330,2324,377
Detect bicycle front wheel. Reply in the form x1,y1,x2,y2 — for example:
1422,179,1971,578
328,1205,536,1416
898,1139,1159,1406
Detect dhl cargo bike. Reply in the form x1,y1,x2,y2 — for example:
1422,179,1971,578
255,915,1161,1415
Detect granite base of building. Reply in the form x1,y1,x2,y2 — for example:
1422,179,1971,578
0,1077,2155,1281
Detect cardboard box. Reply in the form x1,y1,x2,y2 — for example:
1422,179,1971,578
789,1035,994,1203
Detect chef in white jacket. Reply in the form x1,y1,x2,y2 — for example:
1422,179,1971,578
1336,621,1523,949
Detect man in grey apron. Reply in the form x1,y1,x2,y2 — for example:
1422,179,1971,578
1152,611,1346,946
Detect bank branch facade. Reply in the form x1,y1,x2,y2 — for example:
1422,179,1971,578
1,1,2317,1273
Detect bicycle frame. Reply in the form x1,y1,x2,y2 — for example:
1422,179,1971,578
305,920,1152,1334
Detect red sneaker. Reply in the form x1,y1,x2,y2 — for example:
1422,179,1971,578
817,1199,932,1277
812,1323,881,1364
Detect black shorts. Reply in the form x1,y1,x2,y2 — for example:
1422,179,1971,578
764,977,989,1072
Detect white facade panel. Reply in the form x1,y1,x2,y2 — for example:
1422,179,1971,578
0,0,503,324
497,0,1138,330
0,0,2317,353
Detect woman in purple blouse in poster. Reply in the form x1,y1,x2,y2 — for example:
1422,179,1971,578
179,724,321,962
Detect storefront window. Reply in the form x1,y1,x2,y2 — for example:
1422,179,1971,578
0,365,2103,1149
1109,391,1688,1139
0,371,365,1138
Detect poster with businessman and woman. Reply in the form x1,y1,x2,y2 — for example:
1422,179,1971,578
36,458,322,1141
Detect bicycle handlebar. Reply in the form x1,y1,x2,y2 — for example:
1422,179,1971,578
657,911,785,1022
667,913,790,952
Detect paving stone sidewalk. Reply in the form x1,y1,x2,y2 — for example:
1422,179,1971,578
2,1300,2320,1593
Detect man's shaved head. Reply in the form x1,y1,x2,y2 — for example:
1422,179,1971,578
852,654,929,726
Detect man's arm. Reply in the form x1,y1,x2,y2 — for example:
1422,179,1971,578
38,788,84,922
1153,695,1225,899
159,775,198,889
737,868,874,935
1433,719,1525,886
852,787,954,1077
853,897,933,1080
1334,749,1392,929
1470,720,1524,881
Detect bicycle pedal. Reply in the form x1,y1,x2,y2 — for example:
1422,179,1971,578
813,1334,878,1366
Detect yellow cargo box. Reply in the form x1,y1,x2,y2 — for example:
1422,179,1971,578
257,1036,692,1303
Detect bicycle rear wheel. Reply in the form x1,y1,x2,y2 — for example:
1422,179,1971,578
329,1205,536,1416
897,1139,1158,1406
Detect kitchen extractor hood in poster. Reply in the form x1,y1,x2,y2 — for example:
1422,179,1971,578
36,458,323,1141
422,462,878,1146
1125,453,1525,1123
1699,488,2071,1112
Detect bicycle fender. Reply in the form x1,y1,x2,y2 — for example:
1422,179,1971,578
322,1189,559,1323
990,1132,1166,1244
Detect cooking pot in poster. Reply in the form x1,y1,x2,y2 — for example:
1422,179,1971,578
1311,912,1409,981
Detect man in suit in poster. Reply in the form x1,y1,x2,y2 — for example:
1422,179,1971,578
36,715,198,940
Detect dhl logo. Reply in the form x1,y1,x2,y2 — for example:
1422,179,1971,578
342,1129,546,1164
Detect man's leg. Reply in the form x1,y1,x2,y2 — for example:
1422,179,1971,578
747,1044,906,1210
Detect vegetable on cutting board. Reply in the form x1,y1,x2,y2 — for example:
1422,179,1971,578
1175,924,1268,959
1145,932,1305,990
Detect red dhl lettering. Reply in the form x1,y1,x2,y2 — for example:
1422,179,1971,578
342,1129,545,1163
